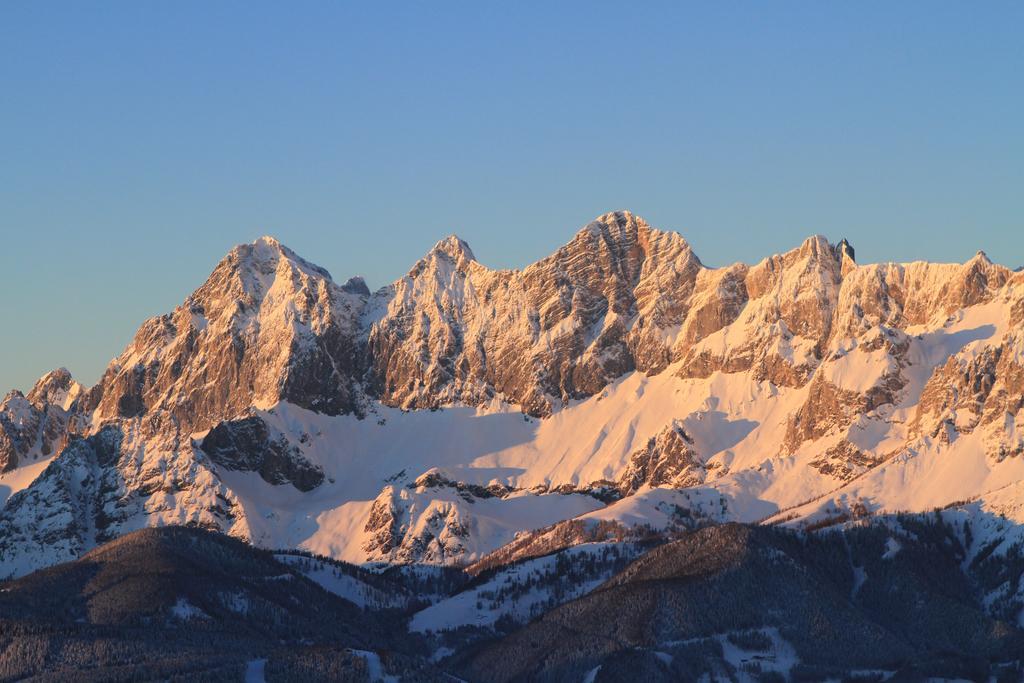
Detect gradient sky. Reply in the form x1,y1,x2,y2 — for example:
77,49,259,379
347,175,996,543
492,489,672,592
2,2,1022,393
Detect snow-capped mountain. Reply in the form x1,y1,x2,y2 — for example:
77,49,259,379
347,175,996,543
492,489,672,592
1,211,1023,580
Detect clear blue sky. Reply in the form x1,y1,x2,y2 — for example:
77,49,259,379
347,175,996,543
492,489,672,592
2,2,1022,393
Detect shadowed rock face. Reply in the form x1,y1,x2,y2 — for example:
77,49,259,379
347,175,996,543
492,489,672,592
0,427,125,567
0,392,45,472
200,415,324,492
0,422,250,575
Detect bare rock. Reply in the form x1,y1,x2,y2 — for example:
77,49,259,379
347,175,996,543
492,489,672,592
619,422,704,494
200,415,323,492
810,440,886,481
0,368,86,472
85,236,369,435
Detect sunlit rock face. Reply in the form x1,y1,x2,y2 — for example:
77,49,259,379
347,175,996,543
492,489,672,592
0,369,84,472
1,213,1022,574
83,236,370,432
366,212,706,416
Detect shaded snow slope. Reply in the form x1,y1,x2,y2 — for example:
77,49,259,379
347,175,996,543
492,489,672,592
1,216,1023,575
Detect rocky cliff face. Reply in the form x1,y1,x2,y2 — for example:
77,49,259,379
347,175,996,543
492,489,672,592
0,419,244,577
0,369,84,472
201,415,324,492
366,213,707,416
1,213,1021,574
912,325,1024,461
82,236,369,433
618,422,705,494
364,213,859,419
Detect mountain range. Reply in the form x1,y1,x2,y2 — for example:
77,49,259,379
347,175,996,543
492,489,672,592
2,211,1023,680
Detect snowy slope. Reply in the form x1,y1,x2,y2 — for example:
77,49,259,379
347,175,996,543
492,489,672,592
409,542,643,633
1,213,1022,576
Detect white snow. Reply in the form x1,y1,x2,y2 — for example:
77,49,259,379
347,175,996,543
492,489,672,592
5,225,1024,583
349,650,397,683
169,597,208,620
219,280,1024,565
409,542,633,632
721,629,799,679
0,455,56,506
274,554,408,609
220,591,250,615
244,659,266,683
662,628,800,682
851,565,867,598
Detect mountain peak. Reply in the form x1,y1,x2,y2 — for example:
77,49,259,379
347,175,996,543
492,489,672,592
5,212,1024,619
969,249,992,266
430,234,476,264
572,210,698,264
597,209,644,225
228,235,333,282
788,235,848,270
580,210,650,238
573,210,640,247
26,367,82,410
253,235,284,249
341,275,371,296
835,238,855,262
798,234,833,256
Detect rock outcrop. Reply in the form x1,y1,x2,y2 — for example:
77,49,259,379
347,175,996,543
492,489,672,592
618,422,705,494
0,369,84,472
200,415,324,492
1,214,1022,573
361,485,472,564
367,213,709,416
82,236,369,432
